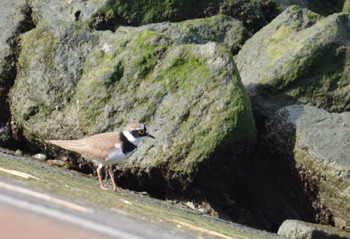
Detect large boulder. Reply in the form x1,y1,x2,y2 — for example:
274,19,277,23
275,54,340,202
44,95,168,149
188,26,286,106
264,104,350,228
236,6,350,119
10,17,255,196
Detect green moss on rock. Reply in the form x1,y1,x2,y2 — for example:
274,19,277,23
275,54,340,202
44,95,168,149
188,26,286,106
236,7,350,116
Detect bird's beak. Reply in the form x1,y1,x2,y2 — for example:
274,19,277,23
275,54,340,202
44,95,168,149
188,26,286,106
147,133,155,139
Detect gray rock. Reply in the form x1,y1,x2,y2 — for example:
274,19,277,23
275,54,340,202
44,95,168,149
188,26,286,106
236,6,350,118
278,219,350,239
266,104,350,228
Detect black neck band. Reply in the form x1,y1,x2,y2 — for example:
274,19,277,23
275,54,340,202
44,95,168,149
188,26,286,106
120,132,137,154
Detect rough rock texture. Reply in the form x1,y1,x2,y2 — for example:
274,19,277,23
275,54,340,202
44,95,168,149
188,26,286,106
10,17,255,200
11,23,100,143
264,104,350,228
278,220,350,239
236,6,350,119
0,0,34,146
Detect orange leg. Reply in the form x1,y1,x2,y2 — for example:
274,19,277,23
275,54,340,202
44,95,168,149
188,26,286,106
108,166,118,192
97,164,108,190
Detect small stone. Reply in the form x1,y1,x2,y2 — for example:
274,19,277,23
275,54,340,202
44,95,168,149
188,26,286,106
47,159,69,168
15,150,23,156
278,220,350,239
33,153,47,161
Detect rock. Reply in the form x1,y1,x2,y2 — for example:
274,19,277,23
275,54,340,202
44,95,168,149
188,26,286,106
11,22,100,142
265,104,350,228
236,6,350,119
15,149,23,156
0,0,34,146
278,219,350,239
10,17,255,200
33,153,47,161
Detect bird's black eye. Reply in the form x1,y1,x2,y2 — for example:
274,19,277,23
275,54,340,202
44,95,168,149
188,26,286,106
138,129,145,135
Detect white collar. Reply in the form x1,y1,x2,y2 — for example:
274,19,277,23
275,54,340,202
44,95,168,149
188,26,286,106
123,130,144,146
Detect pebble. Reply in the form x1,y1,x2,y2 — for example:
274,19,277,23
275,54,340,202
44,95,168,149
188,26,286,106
33,153,47,161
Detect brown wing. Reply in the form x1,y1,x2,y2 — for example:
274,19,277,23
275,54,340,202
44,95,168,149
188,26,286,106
46,131,121,160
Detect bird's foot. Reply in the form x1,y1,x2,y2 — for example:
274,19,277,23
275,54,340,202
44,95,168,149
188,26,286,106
100,185,109,191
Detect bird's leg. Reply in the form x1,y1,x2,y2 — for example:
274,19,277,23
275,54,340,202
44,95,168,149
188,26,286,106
97,164,108,190
108,166,118,192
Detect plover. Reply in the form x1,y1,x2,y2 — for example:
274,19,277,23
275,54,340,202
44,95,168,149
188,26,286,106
46,123,154,192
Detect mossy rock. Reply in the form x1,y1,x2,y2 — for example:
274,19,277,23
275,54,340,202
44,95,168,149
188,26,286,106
76,28,256,191
236,6,350,118
10,19,255,197
10,22,100,143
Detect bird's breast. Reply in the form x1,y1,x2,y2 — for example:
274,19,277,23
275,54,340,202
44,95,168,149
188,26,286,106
105,148,128,165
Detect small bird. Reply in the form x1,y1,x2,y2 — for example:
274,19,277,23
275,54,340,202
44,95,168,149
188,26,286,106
46,123,154,192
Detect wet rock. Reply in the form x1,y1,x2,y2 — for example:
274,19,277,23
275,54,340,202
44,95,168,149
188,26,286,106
236,6,350,119
265,104,350,228
278,219,350,239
